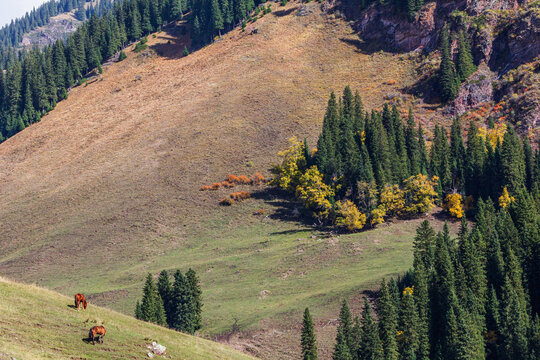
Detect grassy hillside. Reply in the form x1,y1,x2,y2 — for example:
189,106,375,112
0,2,452,358
0,277,255,360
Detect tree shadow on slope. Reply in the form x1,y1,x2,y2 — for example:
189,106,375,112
149,23,191,60
250,187,319,231
272,6,299,17
401,70,441,105
340,37,400,55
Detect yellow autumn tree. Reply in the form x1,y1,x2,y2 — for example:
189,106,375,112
444,193,464,218
498,186,515,210
270,137,306,193
402,174,438,215
370,207,386,226
295,166,334,219
478,122,507,150
379,184,405,216
335,200,367,231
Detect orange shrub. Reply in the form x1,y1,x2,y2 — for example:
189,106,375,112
253,209,265,216
219,197,234,206
211,182,222,190
252,172,265,185
236,175,252,185
200,185,212,191
226,174,239,183
230,191,250,201
384,79,397,85
221,181,235,188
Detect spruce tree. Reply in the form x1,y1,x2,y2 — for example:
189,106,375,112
398,287,419,360
417,123,429,175
456,30,476,82
359,297,383,360
157,270,173,326
333,327,353,360
438,25,460,102
378,279,399,360
301,307,318,360
338,299,354,352
172,270,197,334
186,268,203,331
140,273,160,323
500,126,525,193
449,117,465,191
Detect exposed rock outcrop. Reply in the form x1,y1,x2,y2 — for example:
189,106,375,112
452,64,496,115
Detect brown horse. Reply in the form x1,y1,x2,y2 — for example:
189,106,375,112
74,293,87,311
88,326,106,345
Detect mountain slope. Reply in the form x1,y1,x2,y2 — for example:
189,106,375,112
0,2,427,358
0,277,255,360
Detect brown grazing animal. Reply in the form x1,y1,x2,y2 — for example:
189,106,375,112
74,293,87,310
89,326,106,345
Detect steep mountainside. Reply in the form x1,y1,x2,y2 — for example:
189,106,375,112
0,277,255,360
0,2,458,358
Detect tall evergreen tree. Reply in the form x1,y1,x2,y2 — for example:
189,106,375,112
378,279,399,360
301,307,318,360
438,25,460,102
359,297,383,360
456,30,476,82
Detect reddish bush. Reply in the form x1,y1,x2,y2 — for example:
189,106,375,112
252,172,265,185
236,175,252,185
219,197,234,206
221,181,235,188
230,191,250,201
200,185,212,191
253,209,265,216
226,174,239,183
211,182,222,190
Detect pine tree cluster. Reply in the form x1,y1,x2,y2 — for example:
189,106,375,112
274,85,540,229
135,268,203,334
325,207,539,359
438,25,476,102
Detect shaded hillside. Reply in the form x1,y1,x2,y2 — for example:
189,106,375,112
0,277,255,360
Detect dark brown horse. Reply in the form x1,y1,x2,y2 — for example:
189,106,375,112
88,326,106,345
74,293,87,311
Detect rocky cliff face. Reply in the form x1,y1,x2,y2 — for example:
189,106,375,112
347,0,539,136
353,0,529,58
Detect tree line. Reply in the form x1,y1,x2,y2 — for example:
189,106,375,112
0,0,269,142
0,0,117,60
272,86,539,231
135,268,203,334
303,199,539,359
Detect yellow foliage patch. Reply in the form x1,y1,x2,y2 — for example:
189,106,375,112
444,193,464,218
335,200,367,231
271,137,306,193
498,186,515,210
478,122,507,150
295,166,334,219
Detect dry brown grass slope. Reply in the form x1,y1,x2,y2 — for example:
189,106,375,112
0,2,412,282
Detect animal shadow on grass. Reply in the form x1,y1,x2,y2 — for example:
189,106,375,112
82,337,104,345
272,7,299,17
67,304,78,309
